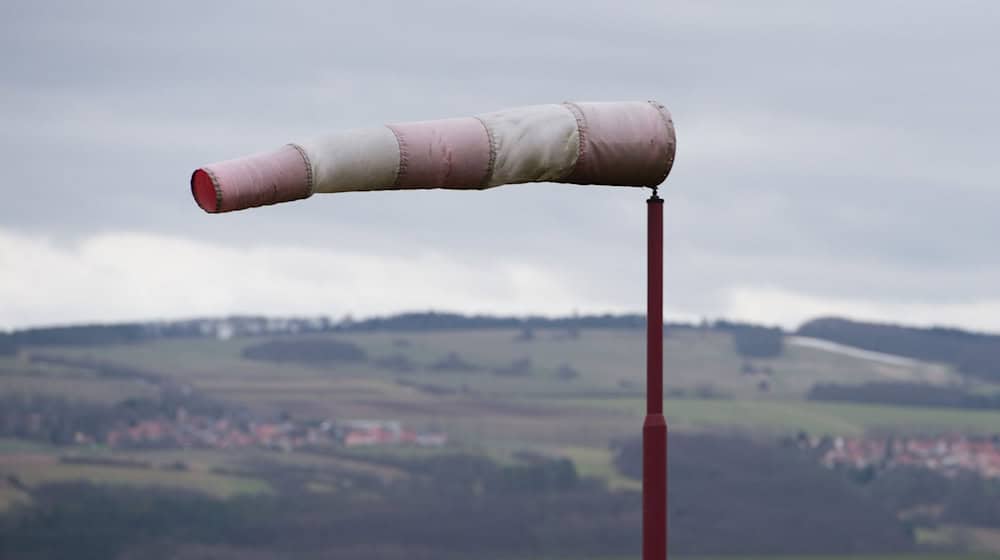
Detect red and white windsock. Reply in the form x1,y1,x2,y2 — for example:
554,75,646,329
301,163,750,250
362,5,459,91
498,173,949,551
191,101,676,213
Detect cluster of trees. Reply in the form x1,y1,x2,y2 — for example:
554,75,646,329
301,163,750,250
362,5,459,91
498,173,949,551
666,383,731,400
427,352,479,372
808,381,1000,410
0,333,16,355
613,433,913,555
242,338,574,381
424,352,543,378
712,320,785,358
2,323,154,348
0,391,233,446
799,317,1000,382
0,355,235,446
0,394,123,444
341,311,652,332
834,458,1000,529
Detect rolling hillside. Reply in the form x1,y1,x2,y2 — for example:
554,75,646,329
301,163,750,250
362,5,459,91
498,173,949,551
1,323,980,421
2,319,998,490
3,315,1000,557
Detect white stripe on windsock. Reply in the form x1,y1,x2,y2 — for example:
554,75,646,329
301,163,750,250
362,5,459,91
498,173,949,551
296,127,401,194
477,104,581,187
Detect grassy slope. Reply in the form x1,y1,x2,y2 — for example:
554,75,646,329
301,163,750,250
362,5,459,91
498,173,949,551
554,445,640,491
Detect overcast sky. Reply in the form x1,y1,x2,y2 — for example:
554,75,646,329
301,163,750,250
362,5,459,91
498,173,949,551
1,1,998,331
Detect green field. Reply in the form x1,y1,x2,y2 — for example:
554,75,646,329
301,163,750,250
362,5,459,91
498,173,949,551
540,397,1000,437
554,445,640,491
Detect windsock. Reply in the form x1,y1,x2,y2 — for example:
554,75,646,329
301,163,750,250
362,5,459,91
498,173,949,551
191,101,676,213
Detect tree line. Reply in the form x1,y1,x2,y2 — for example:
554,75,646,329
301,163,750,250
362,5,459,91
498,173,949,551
0,312,777,351
712,320,784,358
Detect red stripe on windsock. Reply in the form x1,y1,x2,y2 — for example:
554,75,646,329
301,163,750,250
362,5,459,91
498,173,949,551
387,117,492,188
561,101,676,187
190,145,312,213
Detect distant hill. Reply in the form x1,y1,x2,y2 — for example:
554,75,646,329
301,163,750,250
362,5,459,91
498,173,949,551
12,312,1000,383
0,312,659,348
798,317,1000,383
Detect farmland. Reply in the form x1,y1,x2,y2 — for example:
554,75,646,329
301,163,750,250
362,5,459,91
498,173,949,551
3,321,1000,558
4,327,992,449
3,326,999,487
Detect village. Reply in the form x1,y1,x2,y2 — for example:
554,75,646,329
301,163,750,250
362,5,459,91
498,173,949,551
819,434,1000,479
94,413,447,452
66,410,1000,481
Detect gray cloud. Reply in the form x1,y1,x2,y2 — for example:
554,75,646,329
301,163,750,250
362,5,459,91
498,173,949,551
1,0,998,329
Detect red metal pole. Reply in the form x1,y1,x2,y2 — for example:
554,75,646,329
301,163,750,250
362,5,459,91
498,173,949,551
643,190,667,560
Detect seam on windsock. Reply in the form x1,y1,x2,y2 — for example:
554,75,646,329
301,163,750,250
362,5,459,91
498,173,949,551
473,116,497,187
288,143,315,195
561,102,589,181
203,167,223,212
386,125,408,187
647,100,676,187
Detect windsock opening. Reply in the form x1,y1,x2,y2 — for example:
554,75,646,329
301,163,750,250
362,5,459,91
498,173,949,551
191,169,219,213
